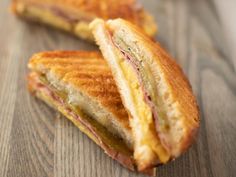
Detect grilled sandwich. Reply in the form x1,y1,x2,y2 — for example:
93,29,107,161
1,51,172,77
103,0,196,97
90,19,200,170
27,50,156,175
11,0,157,41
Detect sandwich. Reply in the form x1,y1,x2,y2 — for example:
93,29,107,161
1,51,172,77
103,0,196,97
27,50,155,175
90,18,200,171
11,0,157,41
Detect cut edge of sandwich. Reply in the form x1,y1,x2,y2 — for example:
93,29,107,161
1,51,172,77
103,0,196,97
90,19,199,170
28,51,133,149
27,50,156,175
11,1,95,41
28,71,136,170
28,51,156,176
11,0,157,41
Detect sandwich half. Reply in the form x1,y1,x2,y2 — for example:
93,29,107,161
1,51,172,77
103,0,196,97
11,0,157,41
90,19,200,170
27,50,155,175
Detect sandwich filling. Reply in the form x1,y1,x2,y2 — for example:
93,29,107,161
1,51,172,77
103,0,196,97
102,29,172,168
112,36,172,147
13,1,94,40
116,54,170,165
29,72,135,170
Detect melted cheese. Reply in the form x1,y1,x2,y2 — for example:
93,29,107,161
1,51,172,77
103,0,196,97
16,3,93,41
119,59,170,167
35,79,133,156
74,22,94,41
18,3,72,31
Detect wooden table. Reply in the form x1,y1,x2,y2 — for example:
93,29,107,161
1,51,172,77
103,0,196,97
0,0,235,177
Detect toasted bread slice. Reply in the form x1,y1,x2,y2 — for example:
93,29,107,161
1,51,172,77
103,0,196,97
27,50,156,175
28,51,133,148
90,19,200,170
11,0,157,41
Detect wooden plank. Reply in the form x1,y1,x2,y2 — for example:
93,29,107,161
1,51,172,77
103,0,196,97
0,0,235,176
0,1,24,176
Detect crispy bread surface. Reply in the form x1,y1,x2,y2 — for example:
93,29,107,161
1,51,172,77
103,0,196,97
28,50,157,175
28,50,133,148
28,72,136,171
90,19,199,170
11,0,157,40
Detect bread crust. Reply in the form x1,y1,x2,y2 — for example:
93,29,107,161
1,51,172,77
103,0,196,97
90,18,199,169
11,0,157,38
27,50,157,175
29,51,134,146
28,72,136,171
107,19,200,154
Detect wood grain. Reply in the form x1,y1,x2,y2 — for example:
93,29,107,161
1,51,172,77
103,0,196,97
0,0,235,177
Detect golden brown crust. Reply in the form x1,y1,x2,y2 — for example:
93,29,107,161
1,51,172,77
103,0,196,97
28,50,131,133
28,72,137,171
13,0,141,20
11,0,157,38
107,19,200,153
90,18,199,169
27,51,157,175
152,42,200,153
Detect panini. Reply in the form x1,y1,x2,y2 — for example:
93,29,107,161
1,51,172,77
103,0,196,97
12,0,157,41
90,18,200,170
27,50,155,175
